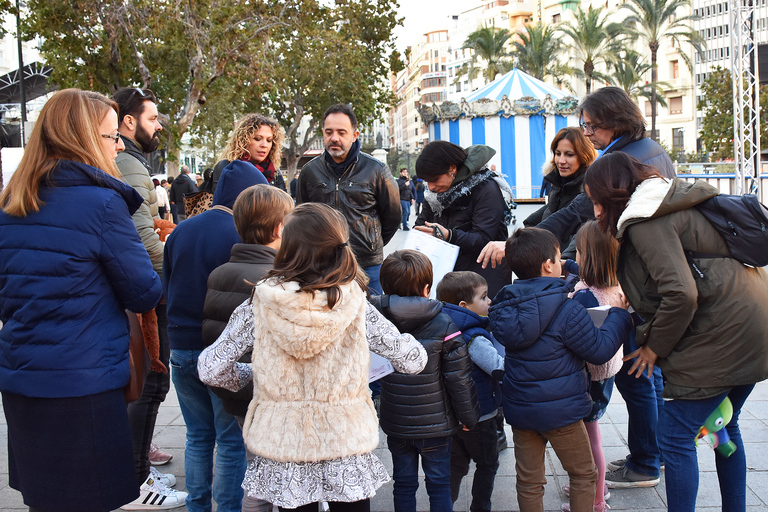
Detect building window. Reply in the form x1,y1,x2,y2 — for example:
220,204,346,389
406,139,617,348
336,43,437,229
670,96,683,114
552,13,561,23
672,128,684,151
671,60,679,79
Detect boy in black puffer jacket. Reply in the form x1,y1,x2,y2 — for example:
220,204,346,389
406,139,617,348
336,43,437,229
437,271,504,512
372,250,480,512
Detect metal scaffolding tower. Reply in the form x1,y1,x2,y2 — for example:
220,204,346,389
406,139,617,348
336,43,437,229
731,0,761,196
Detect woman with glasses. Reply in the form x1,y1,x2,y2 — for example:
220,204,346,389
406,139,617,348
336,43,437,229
0,89,163,512
524,127,597,257
212,114,286,192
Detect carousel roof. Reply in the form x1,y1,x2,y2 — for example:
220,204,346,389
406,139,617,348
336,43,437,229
465,68,569,102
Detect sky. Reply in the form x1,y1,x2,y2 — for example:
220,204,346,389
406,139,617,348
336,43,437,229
393,0,478,53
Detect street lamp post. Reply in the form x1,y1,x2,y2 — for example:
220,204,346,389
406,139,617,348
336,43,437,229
405,142,411,172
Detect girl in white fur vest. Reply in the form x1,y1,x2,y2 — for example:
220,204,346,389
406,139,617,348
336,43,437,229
198,203,427,512
562,220,629,512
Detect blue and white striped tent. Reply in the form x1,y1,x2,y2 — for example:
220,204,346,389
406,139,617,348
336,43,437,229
418,69,580,199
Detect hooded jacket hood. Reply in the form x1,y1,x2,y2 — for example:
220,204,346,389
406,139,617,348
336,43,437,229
46,160,144,215
253,279,365,360
368,294,443,334
489,277,569,351
453,144,496,185
212,159,268,209
616,178,718,238
442,302,489,332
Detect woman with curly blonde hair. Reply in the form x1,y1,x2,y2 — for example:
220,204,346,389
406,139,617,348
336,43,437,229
213,114,286,192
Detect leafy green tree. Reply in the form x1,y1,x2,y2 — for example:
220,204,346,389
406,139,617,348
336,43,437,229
511,23,568,83
186,81,243,167
558,7,624,94
458,24,513,84
696,67,768,162
621,0,704,141
609,50,668,107
698,68,732,159
245,0,403,174
25,0,289,173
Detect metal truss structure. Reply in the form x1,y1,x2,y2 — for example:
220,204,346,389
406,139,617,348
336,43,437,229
731,0,762,196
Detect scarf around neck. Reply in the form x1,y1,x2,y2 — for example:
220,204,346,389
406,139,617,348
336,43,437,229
252,157,276,184
324,139,361,177
120,136,153,174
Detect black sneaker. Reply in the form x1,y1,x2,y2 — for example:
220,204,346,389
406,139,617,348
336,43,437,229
605,465,660,489
497,430,508,452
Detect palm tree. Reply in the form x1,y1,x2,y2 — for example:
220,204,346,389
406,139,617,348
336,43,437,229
610,50,669,108
511,23,567,83
621,0,704,141
559,7,625,94
459,24,514,84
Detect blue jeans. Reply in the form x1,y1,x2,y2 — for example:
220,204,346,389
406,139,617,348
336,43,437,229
388,436,452,512
614,333,662,477
171,349,247,512
364,264,383,296
400,200,411,229
659,384,754,512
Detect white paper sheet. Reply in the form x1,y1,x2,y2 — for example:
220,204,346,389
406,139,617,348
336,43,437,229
587,305,611,327
401,229,460,298
369,351,394,383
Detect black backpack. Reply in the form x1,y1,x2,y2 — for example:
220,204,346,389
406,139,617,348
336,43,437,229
691,193,768,268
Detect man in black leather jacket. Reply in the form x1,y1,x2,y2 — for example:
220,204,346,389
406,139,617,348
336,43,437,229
296,104,401,294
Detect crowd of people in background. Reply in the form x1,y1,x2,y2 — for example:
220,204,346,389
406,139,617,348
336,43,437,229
1,85,767,512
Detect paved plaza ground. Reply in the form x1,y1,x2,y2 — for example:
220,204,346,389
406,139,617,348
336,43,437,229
4,381,768,511
4,204,768,511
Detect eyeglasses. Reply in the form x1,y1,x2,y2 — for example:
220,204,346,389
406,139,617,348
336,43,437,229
579,121,603,135
101,132,121,144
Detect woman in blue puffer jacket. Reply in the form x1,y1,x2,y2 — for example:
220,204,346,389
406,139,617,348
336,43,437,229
0,89,162,512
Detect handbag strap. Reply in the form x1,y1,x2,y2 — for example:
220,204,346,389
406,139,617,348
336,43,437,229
211,205,233,215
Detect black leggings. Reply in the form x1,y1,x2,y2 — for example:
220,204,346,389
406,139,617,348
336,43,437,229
279,499,370,512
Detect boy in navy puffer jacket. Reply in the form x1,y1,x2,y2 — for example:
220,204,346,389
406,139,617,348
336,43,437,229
437,271,504,512
489,228,632,512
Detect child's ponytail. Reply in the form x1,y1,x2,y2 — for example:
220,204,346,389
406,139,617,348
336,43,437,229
574,220,619,288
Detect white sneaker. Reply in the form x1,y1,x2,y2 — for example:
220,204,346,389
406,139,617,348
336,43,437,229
121,476,188,510
149,466,176,487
